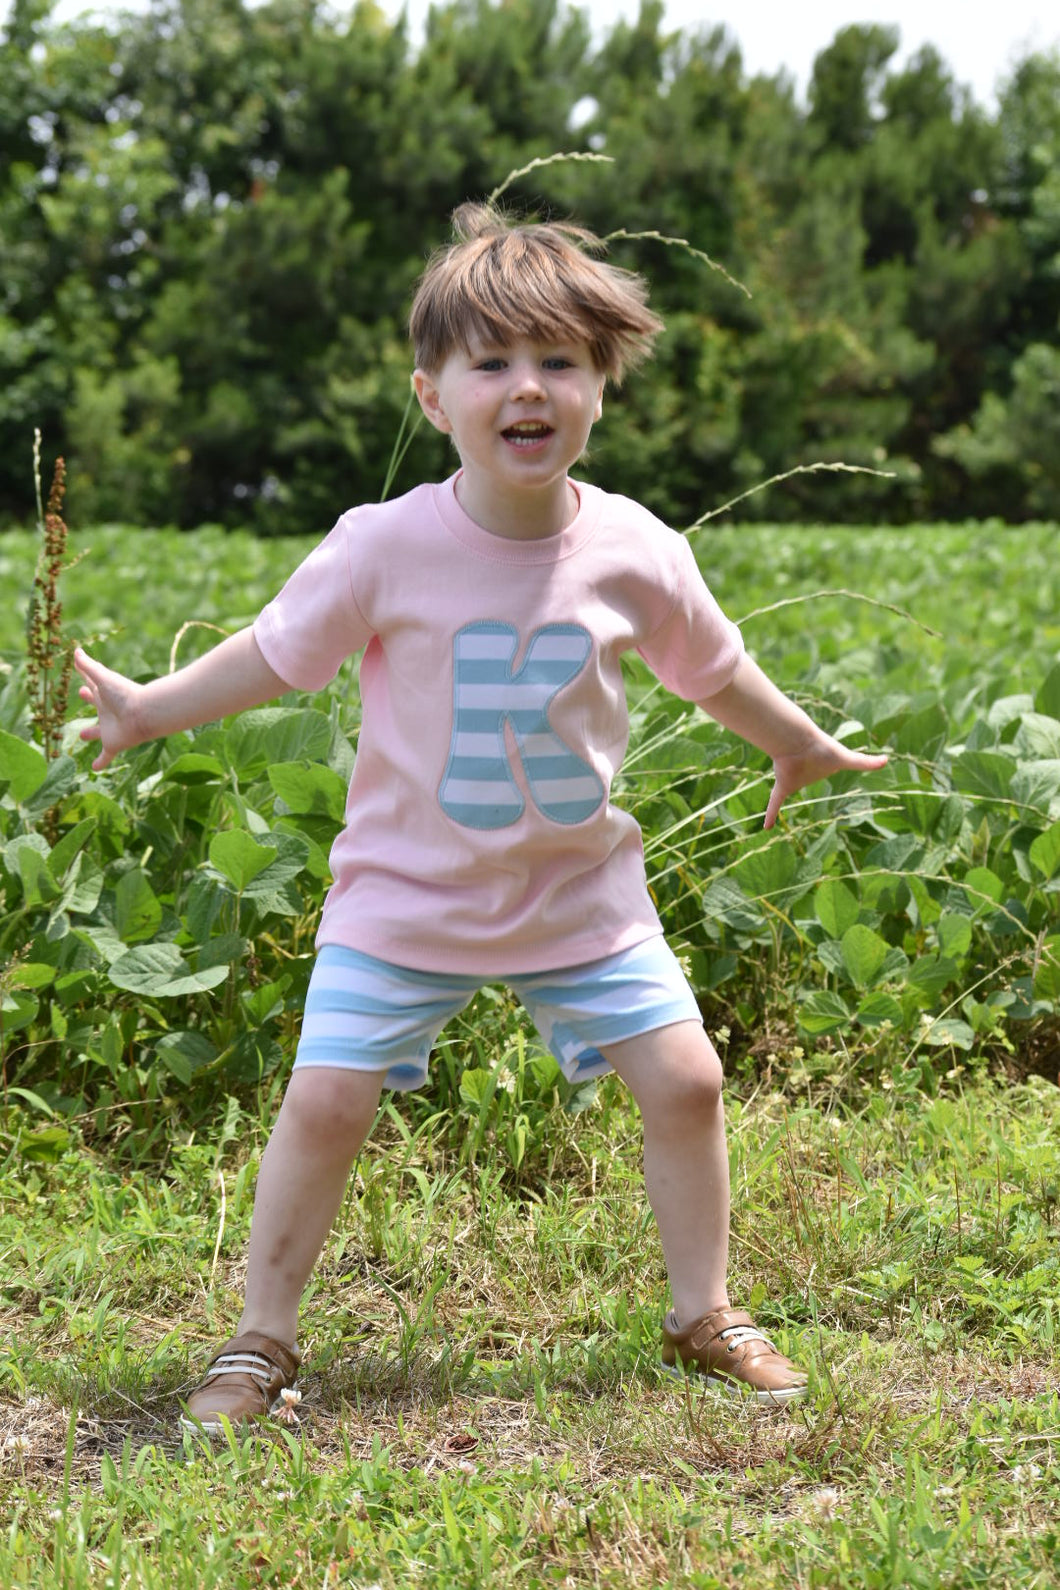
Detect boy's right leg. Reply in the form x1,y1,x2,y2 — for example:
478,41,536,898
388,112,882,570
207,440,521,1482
183,1065,384,1429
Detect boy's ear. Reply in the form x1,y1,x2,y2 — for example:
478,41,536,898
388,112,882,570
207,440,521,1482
413,369,453,434
593,376,604,423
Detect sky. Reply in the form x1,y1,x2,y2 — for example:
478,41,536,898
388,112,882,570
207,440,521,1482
17,0,1060,112
384,0,1059,110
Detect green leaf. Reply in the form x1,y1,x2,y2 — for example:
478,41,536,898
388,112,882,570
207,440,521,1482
797,990,851,1035
908,875,942,927
62,853,104,916
20,1125,72,1163
937,912,973,959
905,956,959,1001
267,761,347,822
107,944,230,996
951,751,1014,803
197,934,247,970
987,694,1034,733
62,789,129,837
1034,938,1060,1002
1029,820,1060,880
249,881,306,917
154,1030,218,1084
732,838,797,900
4,835,60,906
921,1018,975,1051
963,867,1003,911
1035,662,1060,720
894,704,948,759
841,924,890,988
1,989,40,1032
163,753,226,785
900,788,946,836
239,832,311,900
7,1086,58,1118
48,818,97,880
815,878,859,938
22,756,78,819
114,868,163,944
855,991,903,1027
0,729,48,800
1012,760,1060,814
700,877,766,933
1014,714,1060,761
6,963,56,991
459,1068,492,1106
209,830,276,892
184,874,227,943
241,977,290,1025
225,709,332,775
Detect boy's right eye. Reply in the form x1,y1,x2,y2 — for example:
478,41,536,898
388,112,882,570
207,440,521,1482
476,358,506,372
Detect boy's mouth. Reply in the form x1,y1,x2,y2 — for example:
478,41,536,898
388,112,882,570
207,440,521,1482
502,421,554,447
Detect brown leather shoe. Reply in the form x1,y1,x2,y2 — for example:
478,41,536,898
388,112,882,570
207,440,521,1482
661,1306,808,1404
181,1331,301,1433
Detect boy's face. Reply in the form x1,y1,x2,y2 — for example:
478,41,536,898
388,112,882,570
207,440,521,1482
414,335,605,505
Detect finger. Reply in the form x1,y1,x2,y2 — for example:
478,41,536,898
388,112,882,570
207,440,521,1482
79,722,100,742
73,646,96,682
841,751,888,773
763,780,784,830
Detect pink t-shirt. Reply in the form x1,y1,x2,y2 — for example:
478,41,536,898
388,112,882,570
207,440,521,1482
253,474,743,974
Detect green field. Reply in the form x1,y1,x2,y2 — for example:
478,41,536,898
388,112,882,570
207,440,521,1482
1,518,1058,1587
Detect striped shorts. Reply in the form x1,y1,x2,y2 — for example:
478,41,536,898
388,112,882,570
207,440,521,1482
293,936,701,1092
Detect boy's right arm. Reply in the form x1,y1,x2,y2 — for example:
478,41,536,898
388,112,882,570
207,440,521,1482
74,627,290,771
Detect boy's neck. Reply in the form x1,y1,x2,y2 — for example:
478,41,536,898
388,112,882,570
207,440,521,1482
454,471,579,541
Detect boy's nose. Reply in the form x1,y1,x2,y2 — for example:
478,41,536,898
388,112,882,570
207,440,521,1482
508,363,547,398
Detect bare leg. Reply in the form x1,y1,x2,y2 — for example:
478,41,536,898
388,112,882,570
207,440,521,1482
236,1066,385,1345
599,1021,730,1326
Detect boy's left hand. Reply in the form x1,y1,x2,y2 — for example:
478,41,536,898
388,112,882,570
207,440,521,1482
764,736,888,830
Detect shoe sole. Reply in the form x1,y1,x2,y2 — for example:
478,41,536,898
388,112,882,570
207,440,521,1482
178,1383,301,1437
660,1360,808,1405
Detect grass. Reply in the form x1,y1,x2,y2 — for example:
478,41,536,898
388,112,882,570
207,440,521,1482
1,1065,1058,1587
1,514,1058,1583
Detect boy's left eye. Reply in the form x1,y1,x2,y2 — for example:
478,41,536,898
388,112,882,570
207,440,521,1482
543,358,572,369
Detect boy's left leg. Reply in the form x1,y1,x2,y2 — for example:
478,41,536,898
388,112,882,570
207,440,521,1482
598,1020,730,1325
600,1021,807,1402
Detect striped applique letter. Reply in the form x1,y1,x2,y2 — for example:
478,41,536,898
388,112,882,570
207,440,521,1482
438,621,605,830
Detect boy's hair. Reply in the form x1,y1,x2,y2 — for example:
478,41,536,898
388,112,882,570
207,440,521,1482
409,202,664,383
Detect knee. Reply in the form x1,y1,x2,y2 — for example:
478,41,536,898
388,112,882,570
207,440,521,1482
675,1052,724,1119
282,1067,381,1148
648,1034,725,1125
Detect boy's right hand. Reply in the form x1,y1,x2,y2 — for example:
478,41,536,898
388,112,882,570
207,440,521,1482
74,646,148,771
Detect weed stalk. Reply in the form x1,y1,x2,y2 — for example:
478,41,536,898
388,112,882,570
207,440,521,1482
26,435,75,767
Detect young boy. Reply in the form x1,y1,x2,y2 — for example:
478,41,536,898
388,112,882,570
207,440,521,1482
74,203,886,1427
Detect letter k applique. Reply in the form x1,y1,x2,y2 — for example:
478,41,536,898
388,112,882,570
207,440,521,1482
438,621,605,829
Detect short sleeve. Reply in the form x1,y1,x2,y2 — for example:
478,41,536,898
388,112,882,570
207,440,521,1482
253,513,375,692
637,534,744,702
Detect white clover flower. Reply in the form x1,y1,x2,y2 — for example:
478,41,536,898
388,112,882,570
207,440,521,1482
806,1486,842,1521
275,1386,302,1426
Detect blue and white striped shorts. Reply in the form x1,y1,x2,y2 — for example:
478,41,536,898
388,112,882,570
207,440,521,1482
294,936,701,1092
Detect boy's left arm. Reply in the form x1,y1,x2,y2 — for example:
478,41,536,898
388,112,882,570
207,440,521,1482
698,654,888,829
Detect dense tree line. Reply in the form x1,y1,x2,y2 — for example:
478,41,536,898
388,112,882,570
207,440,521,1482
1,0,1058,532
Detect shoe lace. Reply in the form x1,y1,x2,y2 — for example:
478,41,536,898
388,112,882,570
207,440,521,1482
719,1325,776,1353
208,1351,278,1386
